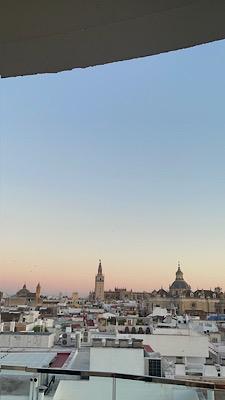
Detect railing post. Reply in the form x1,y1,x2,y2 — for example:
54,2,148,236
33,377,39,400
207,389,215,400
112,377,116,400
29,378,33,400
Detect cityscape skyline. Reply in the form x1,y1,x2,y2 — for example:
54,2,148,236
1,40,225,295
0,260,224,297
1,4,225,397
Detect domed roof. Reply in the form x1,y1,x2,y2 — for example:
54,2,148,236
16,284,32,297
170,264,190,291
170,279,189,290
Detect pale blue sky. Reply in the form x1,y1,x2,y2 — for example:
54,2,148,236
1,40,225,295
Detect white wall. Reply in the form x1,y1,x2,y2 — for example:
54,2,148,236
0,333,55,348
117,333,209,358
204,365,225,377
90,347,144,375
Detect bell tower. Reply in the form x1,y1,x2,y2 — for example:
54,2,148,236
35,282,41,305
95,260,104,301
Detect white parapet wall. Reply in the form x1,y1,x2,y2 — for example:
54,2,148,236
0,332,55,348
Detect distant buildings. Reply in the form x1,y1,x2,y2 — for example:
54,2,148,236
145,265,223,317
5,283,41,307
72,292,79,306
2,260,225,321
1,262,225,395
98,263,224,318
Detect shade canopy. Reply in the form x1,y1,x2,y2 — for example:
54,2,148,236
1,0,225,78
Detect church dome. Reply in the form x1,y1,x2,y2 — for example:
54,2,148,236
16,284,32,297
170,279,189,290
169,264,190,292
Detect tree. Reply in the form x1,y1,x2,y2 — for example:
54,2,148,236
33,326,48,333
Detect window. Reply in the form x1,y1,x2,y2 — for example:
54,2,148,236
148,359,161,377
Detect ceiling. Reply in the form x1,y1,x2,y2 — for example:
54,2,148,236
1,0,225,77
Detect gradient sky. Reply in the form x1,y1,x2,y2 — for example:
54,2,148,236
1,40,225,296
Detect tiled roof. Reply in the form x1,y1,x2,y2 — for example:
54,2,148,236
50,352,71,368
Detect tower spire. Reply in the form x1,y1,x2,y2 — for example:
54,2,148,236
98,259,102,275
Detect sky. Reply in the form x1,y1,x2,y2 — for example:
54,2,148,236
1,39,225,296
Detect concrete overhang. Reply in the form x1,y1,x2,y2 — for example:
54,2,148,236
1,0,225,78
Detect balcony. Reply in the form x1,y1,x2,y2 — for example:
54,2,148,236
0,365,224,400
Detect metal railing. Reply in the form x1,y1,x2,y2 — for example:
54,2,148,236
0,364,224,388
1,364,225,399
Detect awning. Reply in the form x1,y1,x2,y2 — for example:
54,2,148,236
1,0,225,78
